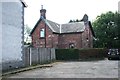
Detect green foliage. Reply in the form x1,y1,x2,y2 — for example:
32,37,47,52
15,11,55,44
24,25,32,44
69,19,80,23
69,20,73,23
55,48,109,60
92,11,120,48
79,48,108,58
76,19,79,22
55,49,79,60
24,25,31,35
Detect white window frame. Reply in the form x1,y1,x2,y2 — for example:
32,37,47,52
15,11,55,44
40,28,45,38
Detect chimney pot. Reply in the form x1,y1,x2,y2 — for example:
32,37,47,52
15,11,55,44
40,5,46,19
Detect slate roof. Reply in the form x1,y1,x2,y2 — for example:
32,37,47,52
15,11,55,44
61,22,85,33
44,19,85,34
30,18,95,37
44,19,60,33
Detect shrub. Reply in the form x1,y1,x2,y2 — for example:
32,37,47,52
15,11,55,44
55,49,79,60
79,48,108,59
55,48,108,60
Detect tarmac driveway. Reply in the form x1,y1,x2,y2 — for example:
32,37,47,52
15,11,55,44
3,59,119,78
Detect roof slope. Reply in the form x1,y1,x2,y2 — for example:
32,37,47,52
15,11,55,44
61,22,85,33
44,19,85,34
44,19,60,33
30,18,95,36
88,21,95,37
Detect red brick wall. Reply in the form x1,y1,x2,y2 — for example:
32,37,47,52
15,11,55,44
32,21,45,47
31,21,93,49
81,24,93,48
31,20,59,48
58,33,82,49
58,24,93,49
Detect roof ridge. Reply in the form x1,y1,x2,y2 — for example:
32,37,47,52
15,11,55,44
60,22,85,33
61,22,84,25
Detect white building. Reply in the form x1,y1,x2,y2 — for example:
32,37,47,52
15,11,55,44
1,0,27,72
118,1,120,13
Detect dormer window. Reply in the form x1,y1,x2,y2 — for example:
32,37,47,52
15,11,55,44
40,28,45,38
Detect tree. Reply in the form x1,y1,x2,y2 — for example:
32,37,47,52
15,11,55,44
24,24,31,45
76,19,79,22
69,20,73,23
92,11,120,48
69,19,80,23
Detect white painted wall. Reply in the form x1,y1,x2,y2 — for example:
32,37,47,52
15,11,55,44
118,1,120,13
0,2,2,63
2,1,23,63
0,2,2,72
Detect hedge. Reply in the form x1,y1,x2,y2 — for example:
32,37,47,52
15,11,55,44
55,49,79,60
79,48,108,59
55,48,109,60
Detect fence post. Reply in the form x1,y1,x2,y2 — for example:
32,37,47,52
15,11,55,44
23,47,30,67
38,48,40,64
50,48,51,62
30,47,32,66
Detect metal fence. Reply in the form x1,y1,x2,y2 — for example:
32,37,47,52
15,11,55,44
23,47,56,67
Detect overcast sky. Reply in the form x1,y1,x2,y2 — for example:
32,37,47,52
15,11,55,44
24,0,120,29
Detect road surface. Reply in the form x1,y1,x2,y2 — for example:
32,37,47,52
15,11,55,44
3,59,119,78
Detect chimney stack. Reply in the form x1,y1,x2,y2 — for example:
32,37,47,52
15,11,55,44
81,14,88,22
40,5,46,19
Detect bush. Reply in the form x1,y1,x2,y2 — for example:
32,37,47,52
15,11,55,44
55,48,108,60
55,49,79,60
79,48,108,59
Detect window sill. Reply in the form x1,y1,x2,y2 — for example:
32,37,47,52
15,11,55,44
39,37,45,39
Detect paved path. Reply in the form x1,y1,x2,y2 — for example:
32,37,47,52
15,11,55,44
3,59,119,78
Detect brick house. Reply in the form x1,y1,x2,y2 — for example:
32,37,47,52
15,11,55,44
30,8,95,49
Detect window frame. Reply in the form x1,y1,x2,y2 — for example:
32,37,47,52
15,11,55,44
69,43,75,48
40,28,45,38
